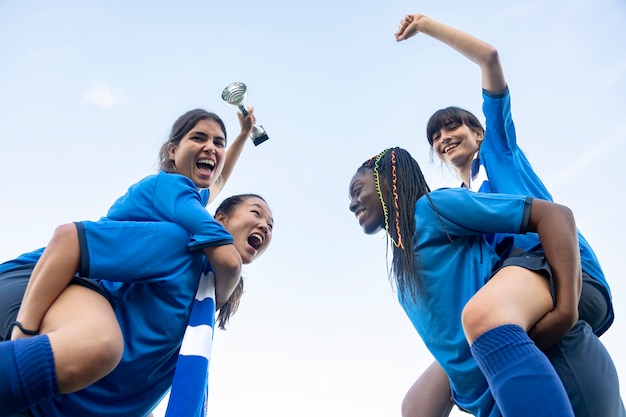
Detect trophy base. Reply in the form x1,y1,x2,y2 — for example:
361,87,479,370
252,133,269,146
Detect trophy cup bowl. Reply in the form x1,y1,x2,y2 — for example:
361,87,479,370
221,82,249,116
221,82,269,146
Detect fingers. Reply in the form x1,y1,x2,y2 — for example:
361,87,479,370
238,105,254,117
237,107,256,123
395,15,415,42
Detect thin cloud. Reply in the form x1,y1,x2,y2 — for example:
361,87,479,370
81,83,125,108
548,123,626,188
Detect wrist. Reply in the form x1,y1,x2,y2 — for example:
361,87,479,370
12,320,40,336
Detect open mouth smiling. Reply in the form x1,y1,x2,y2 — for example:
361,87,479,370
247,233,263,250
355,209,366,223
442,143,459,154
197,158,215,171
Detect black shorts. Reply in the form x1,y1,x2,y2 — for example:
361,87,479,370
496,251,609,334
0,264,110,341
489,251,624,416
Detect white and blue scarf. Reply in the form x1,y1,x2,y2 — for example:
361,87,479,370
165,266,216,417
467,153,491,192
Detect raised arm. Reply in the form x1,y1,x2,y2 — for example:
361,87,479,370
208,107,256,203
394,14,507,95
525,198,581,348
206,108,253,305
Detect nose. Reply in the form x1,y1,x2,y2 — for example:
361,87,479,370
349,196,358,213
259,221,271,235
202,141,216,153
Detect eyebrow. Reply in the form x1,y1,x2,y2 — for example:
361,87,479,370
189,131,226,142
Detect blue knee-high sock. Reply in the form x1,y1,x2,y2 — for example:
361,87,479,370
0,335,59,416
470,324,574,417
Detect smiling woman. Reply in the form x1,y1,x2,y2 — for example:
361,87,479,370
0,107,275,417
349,146,624,417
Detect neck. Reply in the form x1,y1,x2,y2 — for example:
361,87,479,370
456,151,478,187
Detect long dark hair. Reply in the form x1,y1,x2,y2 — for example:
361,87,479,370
357,147,431,302
214,193,267,329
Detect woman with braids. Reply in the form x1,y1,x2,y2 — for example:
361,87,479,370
348,147,624,417
0,107,273,416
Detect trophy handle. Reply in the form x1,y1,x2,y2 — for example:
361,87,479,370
238,104,248,117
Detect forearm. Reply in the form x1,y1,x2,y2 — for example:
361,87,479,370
16,224,80,334
208,110,253,204
398,14,506,93
529,200,581,327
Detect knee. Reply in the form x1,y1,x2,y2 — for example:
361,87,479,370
90,325,124,374
97,332,124,373
461,299,493,344
51,223,78,243
58,328,123,393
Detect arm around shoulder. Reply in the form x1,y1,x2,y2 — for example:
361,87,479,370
526,198,581,348
202,244,242,308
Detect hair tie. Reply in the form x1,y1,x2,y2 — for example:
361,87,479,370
12,320,39,336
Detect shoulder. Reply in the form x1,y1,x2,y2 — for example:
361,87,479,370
154,171,197,191
482,85,510,102
426,187,473,205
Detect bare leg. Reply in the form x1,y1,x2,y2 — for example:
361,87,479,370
402,360,453,417
12,223,124,393
41,284,123,393
461,265,553,342
463,266,574,417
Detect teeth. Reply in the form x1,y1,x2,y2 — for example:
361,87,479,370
443,144,458,154
251,233,263,243
198,159,215,167
356,209,366,220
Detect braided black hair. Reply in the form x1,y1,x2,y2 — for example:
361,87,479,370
358,147,431,302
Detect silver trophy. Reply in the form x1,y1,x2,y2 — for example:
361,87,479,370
221,82,269,146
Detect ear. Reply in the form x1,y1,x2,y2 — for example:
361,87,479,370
214,211,228,225
474,129,485,145
167,144,176,161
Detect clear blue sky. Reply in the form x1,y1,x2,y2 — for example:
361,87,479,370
1,1,625,416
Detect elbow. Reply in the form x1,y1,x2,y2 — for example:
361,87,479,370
217,246,243,277
483,45,500,67
204,245,243,276
216,247,243,277
225,250,243,276
558,204,576,228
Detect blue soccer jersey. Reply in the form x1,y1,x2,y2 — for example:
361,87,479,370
107,171,230,249
2,171,234,416
474,88,613,335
